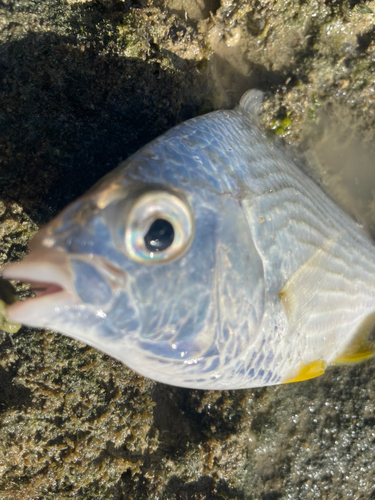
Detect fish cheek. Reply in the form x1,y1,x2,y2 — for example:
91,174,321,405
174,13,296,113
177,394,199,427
71,259,112,306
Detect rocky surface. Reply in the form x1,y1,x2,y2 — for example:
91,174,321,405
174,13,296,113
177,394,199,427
1,0,375,498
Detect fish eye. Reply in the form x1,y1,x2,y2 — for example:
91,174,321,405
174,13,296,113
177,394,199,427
144,219,174,252
125,190,194,263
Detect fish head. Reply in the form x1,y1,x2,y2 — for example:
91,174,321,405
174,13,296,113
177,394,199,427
3,137,265,389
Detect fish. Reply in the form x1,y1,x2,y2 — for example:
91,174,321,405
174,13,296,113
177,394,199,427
3,90,375,390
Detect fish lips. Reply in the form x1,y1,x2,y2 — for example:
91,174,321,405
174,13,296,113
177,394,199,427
2,249,78,327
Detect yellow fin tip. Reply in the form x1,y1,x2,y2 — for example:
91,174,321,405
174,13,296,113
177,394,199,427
284,360,326,384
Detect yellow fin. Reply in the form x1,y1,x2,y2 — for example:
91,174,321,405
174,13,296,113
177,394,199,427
334,343,375,364
284,360,326,384
333,312,375,364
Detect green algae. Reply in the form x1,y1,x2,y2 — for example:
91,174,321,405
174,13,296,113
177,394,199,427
271,112,292,137
0,299,20,334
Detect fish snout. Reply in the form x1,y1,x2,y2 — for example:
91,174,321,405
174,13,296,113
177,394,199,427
2,249,75,326
2,249,127,327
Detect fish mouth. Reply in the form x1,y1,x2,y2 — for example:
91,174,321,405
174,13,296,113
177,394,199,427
26,281,65,298
1,250,76,326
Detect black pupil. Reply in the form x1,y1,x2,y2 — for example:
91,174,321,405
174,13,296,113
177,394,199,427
144,219,174,253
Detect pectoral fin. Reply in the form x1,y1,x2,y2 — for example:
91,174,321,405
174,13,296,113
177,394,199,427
279,237,340,332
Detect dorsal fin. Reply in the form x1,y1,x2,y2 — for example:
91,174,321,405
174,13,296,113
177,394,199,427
238,89,264,118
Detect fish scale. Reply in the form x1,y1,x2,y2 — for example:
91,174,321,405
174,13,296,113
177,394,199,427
3,90,375,389
246,165,375,365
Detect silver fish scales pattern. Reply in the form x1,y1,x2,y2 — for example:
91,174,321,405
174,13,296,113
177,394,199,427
3,91,375,389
